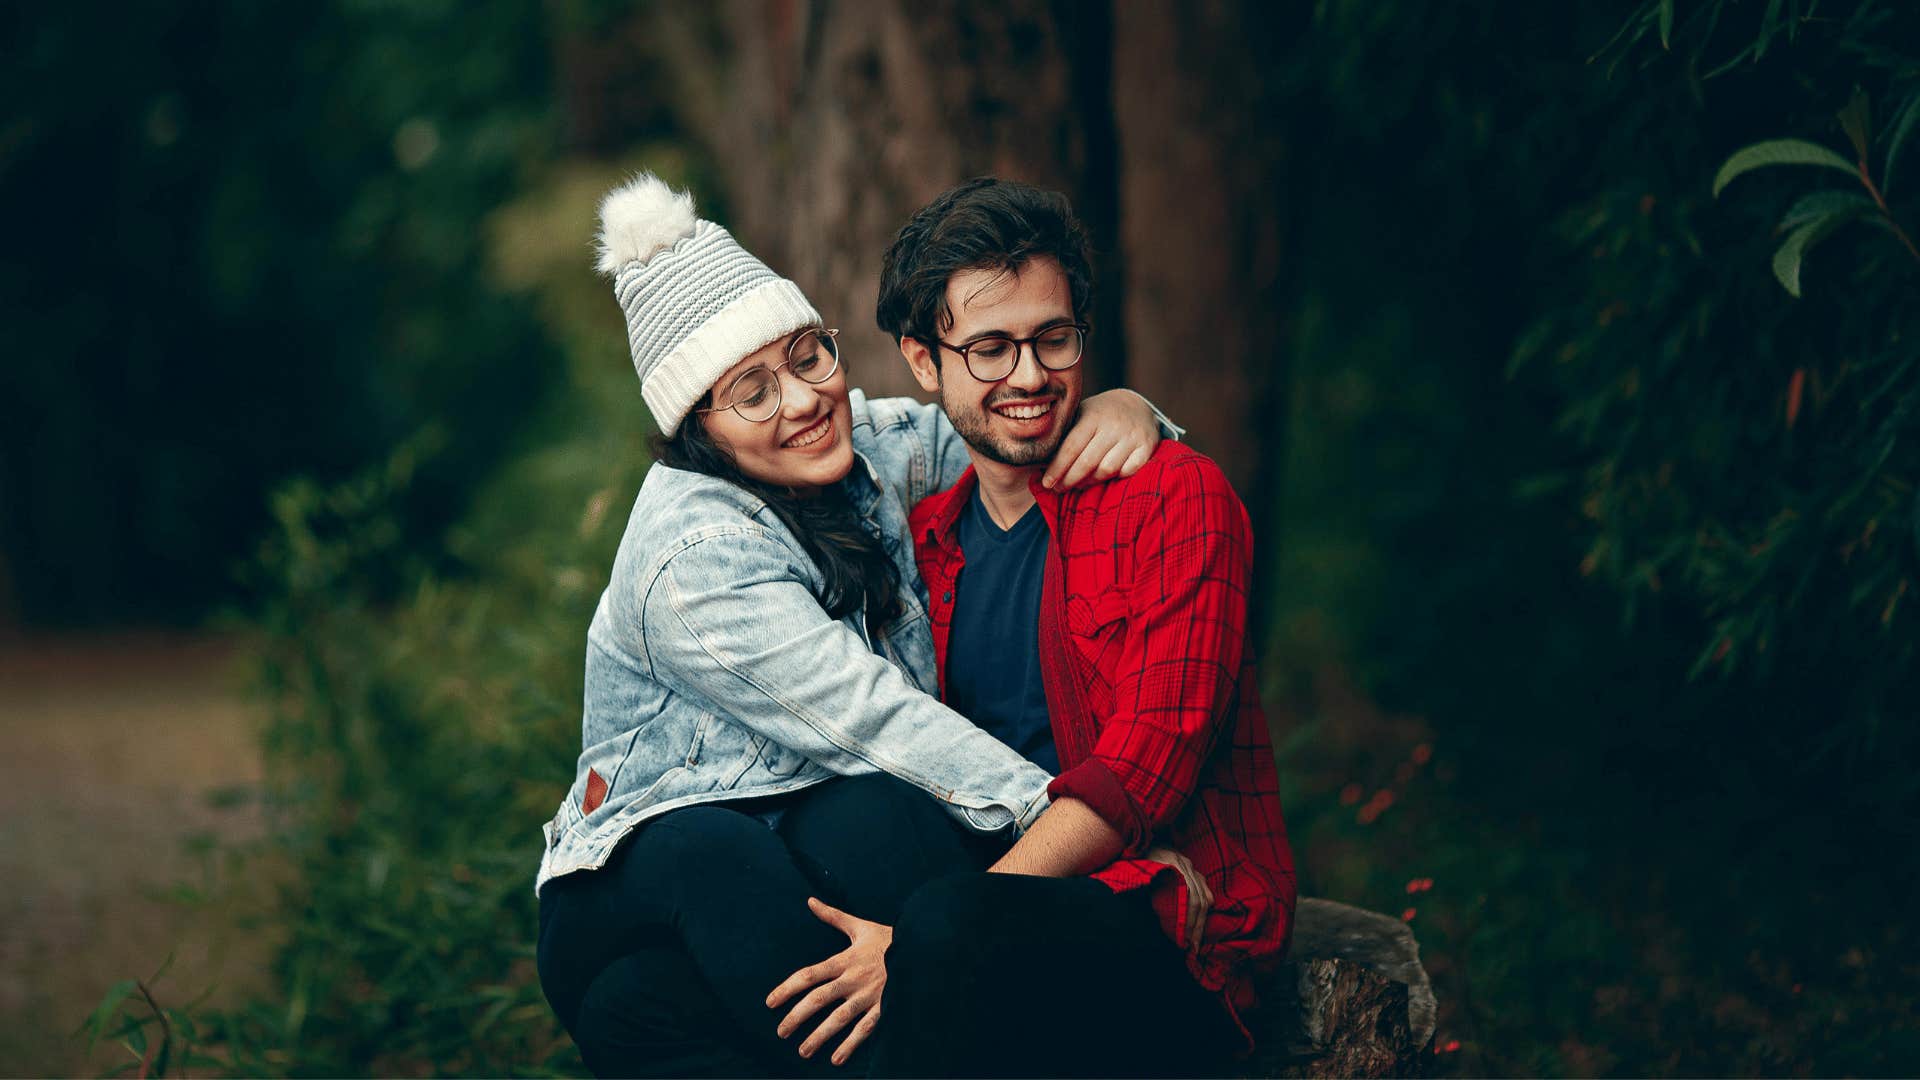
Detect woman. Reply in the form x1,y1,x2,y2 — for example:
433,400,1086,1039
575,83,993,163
534,175,1182,1077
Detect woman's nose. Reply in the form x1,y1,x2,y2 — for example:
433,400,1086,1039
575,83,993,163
780,371,821,416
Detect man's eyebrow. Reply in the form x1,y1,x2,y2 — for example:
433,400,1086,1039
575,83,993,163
956,317,1075,345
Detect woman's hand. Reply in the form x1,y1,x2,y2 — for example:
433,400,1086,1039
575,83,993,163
767,897,891,1066
1145,844,1212,956
1042,389,1162,490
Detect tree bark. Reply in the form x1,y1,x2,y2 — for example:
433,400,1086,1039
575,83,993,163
1110,0,1294,499
1248,898,1438,1079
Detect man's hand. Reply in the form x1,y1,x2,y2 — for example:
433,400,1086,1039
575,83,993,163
1145,845,1213,956
1042,389,1160,490
767,898,891,1066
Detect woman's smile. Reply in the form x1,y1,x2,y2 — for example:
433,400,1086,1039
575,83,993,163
782,413,836,450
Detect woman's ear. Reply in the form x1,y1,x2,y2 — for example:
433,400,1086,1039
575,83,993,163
898,336,943,395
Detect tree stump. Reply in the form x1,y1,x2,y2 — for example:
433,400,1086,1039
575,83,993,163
1242,898,1436,1079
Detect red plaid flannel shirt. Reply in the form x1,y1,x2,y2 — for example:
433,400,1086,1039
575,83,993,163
911,441,1296,1040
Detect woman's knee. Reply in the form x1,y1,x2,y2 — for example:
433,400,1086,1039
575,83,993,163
569,951,698,1077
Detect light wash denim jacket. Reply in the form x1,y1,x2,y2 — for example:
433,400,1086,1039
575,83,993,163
537,390,1054,893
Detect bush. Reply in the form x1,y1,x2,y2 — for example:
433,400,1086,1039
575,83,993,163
83,155,677,1077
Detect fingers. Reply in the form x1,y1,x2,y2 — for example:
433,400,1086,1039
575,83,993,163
807,896,855,934
798,996,871,1059
1052,429,1111,490
1119,442,1152,477
1092,440,1133,481
832,1007,883,1066
1042,419,1096,489
776,979,848,1039
1186,869,1211,955
1146,847,1211,955
767,953,843,1009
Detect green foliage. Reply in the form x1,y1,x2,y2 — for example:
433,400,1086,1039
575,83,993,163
1269,1,1920,1074
0,0,560,626
1712,90,1920,297
1711,138,1857,197
1514,0,1920,741
82,154,674,1076
77,958,224,1080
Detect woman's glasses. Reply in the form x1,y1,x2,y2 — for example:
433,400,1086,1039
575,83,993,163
697,328,841,423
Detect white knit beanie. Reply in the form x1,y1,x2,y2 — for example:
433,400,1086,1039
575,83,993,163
595,174,821,437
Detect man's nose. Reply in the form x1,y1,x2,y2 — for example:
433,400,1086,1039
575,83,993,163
1004,341,1047,391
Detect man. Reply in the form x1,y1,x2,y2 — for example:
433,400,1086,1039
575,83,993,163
769,179,1296,1077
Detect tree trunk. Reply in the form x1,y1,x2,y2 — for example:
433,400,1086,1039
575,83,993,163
1110,0,1295,501
1249,898,1438,1078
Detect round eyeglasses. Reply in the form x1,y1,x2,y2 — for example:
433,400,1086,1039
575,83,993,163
695,328,841,423
933,322,1088,383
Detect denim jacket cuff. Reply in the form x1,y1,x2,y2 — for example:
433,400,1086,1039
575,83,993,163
1116,388,1186,443
1016,786,1052,834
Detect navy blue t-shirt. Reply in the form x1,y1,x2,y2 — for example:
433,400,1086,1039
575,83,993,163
944,488,1060,774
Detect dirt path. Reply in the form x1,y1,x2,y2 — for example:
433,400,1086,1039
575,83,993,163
0,633,270,1077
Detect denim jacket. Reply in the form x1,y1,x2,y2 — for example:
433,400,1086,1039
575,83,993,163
536,390,1055,893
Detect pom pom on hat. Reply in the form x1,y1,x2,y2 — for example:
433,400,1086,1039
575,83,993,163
595,172,821,437
596,174,698,276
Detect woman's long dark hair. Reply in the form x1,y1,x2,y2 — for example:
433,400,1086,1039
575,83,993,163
654,408,904,634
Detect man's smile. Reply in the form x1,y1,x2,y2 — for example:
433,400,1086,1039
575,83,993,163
987,393,1059,430
992,399,1053,420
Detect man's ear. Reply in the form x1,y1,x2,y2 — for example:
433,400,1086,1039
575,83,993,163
898,336,943,395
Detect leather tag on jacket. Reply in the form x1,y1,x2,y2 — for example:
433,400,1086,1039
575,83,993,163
582,768,608,815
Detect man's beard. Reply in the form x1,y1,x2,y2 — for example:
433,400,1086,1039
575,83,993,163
943,384,1072,467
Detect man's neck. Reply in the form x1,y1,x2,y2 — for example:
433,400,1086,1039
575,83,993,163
971,457,1041,530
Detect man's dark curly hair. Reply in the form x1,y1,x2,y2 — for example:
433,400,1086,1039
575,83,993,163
875,178,1094,360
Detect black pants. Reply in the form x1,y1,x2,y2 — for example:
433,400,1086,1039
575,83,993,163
537,774,991,1078
869,873,1243,1078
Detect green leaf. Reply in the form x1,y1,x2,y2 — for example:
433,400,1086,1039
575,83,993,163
1713,139,1858,197
1778,190,1876,231
1884,93,1920,194
1771,211,1854,297
1658,0,1674,48
1754,0,1785,61
151,1032,173,1080
1838,88,1871,164
83,979,138,1052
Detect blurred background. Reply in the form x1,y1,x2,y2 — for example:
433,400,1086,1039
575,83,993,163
4,0,1918,1075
